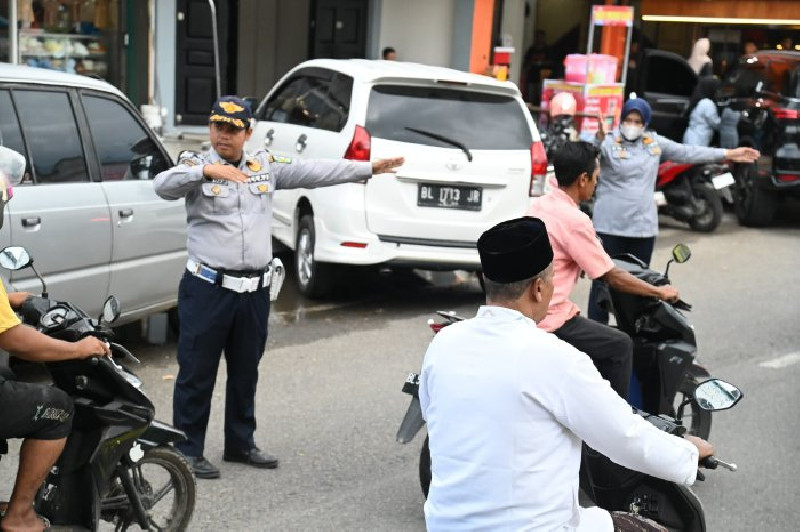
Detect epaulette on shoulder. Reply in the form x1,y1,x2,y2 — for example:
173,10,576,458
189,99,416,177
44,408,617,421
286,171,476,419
177,150,203,167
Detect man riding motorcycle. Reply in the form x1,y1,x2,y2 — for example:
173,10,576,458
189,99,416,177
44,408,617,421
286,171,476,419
0,147,110,532
526,141,679,399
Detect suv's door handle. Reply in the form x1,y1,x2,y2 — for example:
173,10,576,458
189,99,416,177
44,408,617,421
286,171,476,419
21,217,41,228
296,133,307,152
264,128,274,148
119,208,134,218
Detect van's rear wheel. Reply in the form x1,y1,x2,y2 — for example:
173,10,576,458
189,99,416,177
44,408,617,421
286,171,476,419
295,214,335,298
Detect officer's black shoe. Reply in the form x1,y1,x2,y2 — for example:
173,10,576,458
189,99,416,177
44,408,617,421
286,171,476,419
186,456,221,479
223,447,279,469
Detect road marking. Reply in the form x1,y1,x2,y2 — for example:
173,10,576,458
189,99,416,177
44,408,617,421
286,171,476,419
759,352,800,369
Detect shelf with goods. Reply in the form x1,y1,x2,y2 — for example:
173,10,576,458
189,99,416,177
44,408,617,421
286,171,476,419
18,31,109,79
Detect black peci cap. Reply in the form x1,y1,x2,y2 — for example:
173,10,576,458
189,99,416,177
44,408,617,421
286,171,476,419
477,217,553,283
209,95,253,130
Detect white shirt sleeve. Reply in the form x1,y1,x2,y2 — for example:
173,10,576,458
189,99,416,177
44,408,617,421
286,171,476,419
539,345,699,486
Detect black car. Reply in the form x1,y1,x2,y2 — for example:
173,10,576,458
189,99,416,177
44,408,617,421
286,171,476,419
719,51,800,226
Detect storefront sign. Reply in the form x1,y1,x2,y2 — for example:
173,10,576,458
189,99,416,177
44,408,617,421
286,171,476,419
591,5,635,27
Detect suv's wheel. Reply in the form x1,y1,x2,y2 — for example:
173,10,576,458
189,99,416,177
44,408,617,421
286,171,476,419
295,214,335,298
733,162,776,227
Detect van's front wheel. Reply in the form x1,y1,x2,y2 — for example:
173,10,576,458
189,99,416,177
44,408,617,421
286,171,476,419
295,214,335,298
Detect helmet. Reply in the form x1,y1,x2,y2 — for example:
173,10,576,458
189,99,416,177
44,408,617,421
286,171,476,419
549,92,577,118
0,147,24,230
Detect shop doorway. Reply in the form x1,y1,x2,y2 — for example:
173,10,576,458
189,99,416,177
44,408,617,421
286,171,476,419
175,0,235,126
310,0,368,59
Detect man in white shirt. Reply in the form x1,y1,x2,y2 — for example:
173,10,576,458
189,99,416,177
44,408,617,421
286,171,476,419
419,217,713,531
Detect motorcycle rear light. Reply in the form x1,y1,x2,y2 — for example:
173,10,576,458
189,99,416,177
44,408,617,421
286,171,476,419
344,125,372,161
777,173,800,183
773,108,799,120
530,141,548,197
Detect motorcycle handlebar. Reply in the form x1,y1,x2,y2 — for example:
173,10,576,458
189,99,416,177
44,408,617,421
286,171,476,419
672,299,692,311
701,455,738,472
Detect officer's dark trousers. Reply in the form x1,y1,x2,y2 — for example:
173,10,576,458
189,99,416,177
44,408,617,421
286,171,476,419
588,233,655,324
553,315,633,400
173,272,270,457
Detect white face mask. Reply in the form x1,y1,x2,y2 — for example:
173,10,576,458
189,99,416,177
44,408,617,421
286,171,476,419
620,124,644,142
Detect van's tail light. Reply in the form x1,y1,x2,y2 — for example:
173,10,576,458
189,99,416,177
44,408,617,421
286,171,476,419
344,125,372,161
777,173,800,183
530,141,548,196
773,108,799,120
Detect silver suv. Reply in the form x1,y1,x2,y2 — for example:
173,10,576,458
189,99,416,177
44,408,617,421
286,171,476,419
0,64,185,323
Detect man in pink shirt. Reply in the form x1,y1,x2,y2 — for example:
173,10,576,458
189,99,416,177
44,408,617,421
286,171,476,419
526,141,679,398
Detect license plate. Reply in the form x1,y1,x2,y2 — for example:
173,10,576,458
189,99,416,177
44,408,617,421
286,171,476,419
418,184,482,211
712,172,734,190
654,191,667,207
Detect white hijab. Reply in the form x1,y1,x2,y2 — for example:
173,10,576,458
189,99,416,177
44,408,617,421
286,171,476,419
688,38,712,74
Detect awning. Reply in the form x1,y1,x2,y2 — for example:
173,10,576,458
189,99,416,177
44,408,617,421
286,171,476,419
641,0,800,25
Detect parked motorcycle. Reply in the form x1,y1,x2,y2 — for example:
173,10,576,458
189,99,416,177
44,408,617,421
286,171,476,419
654,161,734,232
0,246,195,531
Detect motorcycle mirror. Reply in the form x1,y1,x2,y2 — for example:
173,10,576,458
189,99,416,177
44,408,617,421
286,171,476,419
693,379,744,411
0,246,48,298
665,243,691,279
100,296,121,324
0,246,32,270
672,244,691,264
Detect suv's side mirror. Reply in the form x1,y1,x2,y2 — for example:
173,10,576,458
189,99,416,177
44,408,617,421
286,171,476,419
0,246,32,271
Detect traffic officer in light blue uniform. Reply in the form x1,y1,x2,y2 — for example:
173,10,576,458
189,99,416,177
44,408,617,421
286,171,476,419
587,97,760,324
154,96,403,479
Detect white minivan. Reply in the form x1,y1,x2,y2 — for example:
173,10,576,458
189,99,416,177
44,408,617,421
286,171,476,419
246,59,547,297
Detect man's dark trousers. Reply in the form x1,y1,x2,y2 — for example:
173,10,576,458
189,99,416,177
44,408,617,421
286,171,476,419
173,272,270,458
588,233,655,324
553,315,633,399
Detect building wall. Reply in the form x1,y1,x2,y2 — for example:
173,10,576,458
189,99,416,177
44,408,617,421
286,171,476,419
379,0,455,67
155,0,178,133
237,0,311,103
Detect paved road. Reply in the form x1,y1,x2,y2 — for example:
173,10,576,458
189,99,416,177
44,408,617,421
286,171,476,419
1,204,798,531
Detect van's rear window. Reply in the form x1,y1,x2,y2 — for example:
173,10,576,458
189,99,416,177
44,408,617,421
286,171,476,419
366,85,532,149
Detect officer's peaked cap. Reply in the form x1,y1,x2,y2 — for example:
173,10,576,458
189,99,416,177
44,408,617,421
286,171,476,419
209,95,253,130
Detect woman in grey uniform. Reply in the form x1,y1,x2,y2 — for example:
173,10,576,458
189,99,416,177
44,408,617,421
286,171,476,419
587,98,759,323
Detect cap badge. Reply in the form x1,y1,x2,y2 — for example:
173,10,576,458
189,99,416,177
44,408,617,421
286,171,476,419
219,101,244,114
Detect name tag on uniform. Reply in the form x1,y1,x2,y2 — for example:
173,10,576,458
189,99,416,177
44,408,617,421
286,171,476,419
246,173,271,183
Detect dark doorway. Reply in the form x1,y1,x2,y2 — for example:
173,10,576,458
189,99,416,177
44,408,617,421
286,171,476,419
310,0,369,59
175,0,235,126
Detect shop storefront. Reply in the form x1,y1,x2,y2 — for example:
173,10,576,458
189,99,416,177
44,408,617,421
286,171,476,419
1,0,150,106
639,0,800,75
